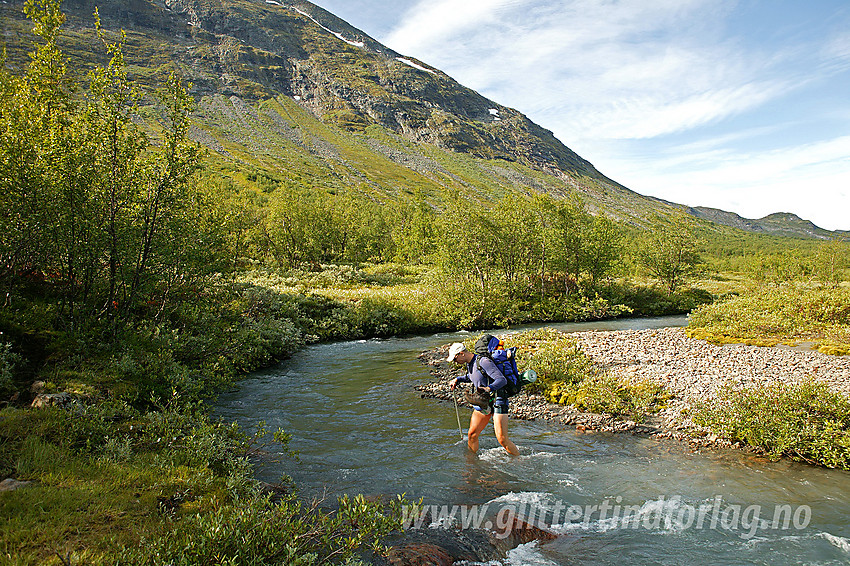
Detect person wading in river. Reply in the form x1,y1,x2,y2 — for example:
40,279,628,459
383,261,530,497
447,342,520,456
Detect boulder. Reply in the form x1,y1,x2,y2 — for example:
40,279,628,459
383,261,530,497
30,392,71,409
377,526,501,565
386,542,454,566
491,511,558,551
0,478,32,492
378,510,559,565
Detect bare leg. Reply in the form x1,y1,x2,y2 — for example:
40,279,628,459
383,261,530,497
493,413,519,456
467,410,492,452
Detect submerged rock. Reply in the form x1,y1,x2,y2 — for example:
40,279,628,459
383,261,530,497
386,542,453,565
378,527,499,565
378,516,559,566
491,511,559,551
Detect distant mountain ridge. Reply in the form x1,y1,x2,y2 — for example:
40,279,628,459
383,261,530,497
687,207,849,240
1,0,845,238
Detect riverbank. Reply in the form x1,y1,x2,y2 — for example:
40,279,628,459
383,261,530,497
417,327,850,448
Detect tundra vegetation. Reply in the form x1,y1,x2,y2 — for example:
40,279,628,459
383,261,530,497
1,0,849,562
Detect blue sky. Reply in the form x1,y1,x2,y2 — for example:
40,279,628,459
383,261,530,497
310,0,850,231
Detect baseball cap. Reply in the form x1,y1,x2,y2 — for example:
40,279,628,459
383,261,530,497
446,342,466,362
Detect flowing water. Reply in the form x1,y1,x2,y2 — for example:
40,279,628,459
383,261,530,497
214,316,850,565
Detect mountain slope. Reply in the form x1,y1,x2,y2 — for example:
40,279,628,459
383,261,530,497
1,0,843,237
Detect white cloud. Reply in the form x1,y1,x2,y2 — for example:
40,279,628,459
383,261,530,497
384,0,520,54
564,82,789,140
380,0,850,230
383,0,788,141
822,31,850,74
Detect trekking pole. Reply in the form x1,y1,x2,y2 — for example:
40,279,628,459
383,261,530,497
453,390,464,440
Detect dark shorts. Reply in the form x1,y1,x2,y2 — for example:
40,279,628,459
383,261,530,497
474,396,509,415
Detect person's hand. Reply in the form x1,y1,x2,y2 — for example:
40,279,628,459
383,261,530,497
449,378,458,390
481,386,491,393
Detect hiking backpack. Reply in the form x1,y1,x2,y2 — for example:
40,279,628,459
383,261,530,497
473,334,523,397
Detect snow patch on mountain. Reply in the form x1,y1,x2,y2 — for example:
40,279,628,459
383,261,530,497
289,6,365,48
396,57,437,75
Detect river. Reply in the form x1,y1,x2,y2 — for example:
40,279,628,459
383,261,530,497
213,316,850,565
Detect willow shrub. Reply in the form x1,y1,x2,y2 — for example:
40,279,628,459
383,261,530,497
566,373,670,422
693,379,850,469
507,328,669,422
511,328,595,387
118,492,405,566
687,283,850,353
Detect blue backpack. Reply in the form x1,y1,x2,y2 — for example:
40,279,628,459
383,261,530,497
474,334,522,397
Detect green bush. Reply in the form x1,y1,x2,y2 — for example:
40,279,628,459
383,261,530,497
601,282,713,317
432,279,635,331
528,294,634,324
566,373,670,421
0,342,19,399
507,328,669,421
687,283,850,352
693,379,850,468
511,328,596,388
119,493,405,566
350,297,416,337
358,262,425,286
